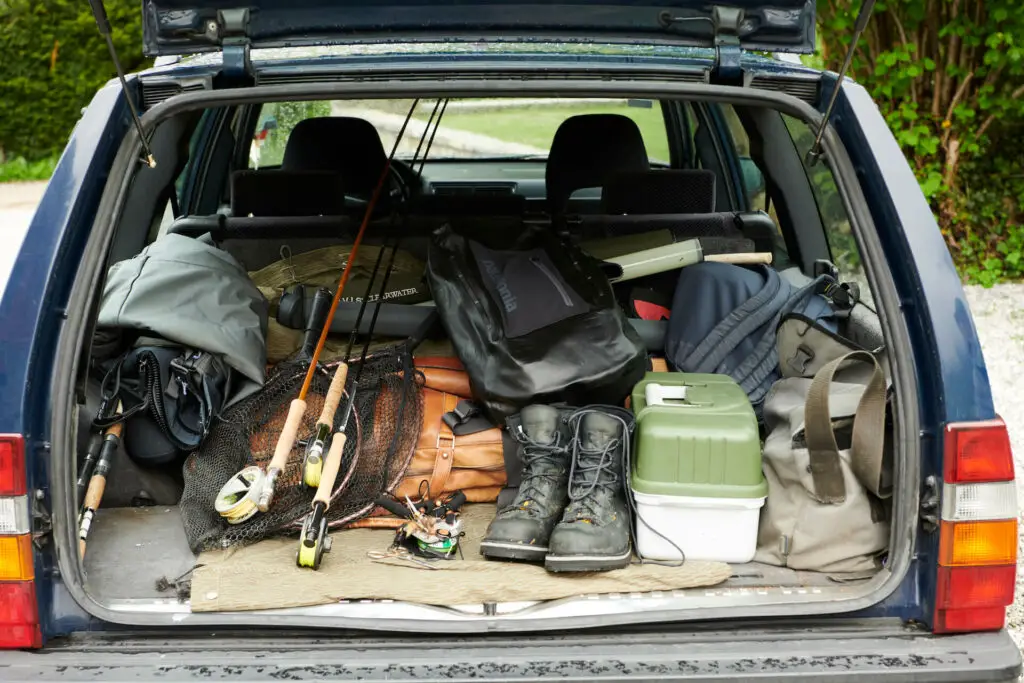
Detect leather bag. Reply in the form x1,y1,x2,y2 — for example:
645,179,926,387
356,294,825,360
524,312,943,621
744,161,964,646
344,357,511,529
394,357,508,502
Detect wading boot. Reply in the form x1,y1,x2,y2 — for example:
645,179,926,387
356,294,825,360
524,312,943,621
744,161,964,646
545,407,634,572
480,404,571,562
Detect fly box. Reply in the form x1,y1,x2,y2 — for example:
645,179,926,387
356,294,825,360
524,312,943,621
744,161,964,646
630,372,767,563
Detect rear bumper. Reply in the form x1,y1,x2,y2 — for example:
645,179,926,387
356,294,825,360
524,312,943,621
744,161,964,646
1,623,1020,682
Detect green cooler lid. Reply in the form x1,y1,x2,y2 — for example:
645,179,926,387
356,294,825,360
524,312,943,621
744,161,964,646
630,372,768,499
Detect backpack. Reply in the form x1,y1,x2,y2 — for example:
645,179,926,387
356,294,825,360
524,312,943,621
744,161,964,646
94,343,233,465
426,223,648,421
664,262,838,417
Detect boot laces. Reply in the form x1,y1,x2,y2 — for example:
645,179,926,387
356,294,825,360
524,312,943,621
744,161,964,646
564,409,628,523
513,426,567,508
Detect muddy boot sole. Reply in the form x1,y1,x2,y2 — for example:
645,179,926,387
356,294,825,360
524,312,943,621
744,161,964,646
543,547,632,572
480,540,549,562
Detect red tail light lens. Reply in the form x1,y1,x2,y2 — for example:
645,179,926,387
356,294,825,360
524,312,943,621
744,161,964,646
0,434,38,649
944,419,1014,483
936,565,1016,610
0,581,41,648
0,435,26,497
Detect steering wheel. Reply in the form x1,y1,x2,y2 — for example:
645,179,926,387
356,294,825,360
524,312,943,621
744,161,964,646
387,158,424,203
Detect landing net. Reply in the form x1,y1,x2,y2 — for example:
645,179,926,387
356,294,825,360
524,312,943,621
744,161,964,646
179,342,423,553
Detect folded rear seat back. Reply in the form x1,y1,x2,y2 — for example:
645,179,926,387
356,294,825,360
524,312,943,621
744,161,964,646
582,168,777,253
602,169,717,215
577,213,776,253
414,193,527,217
230,169,348,217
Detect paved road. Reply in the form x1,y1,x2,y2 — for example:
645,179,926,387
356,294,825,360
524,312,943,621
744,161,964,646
0,182,45,286
0,181,1021,668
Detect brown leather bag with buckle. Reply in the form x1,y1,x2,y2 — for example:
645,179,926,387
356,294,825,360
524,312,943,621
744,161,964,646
345,356,509,529
394,356,507,502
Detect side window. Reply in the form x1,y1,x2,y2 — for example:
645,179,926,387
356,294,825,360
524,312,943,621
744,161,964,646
718,105,768,213
782,115,862,276
696,104,791,268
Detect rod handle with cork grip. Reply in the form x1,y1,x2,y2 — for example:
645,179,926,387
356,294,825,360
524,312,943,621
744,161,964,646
257,397,306,512
78,400,124,560
302,362,349,488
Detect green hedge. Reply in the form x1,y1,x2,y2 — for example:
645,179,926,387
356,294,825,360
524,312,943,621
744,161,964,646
0,0,147,162
816,1,1024,285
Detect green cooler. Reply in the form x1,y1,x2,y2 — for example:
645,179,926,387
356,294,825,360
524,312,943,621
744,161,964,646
630,372,767,563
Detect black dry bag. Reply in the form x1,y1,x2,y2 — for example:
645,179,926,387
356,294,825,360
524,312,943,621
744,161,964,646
426,223,647,421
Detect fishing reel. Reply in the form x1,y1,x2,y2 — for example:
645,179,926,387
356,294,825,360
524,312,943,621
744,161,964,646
214,466,264,524
296,501,331,569
300,423,331,488
400,515,463,560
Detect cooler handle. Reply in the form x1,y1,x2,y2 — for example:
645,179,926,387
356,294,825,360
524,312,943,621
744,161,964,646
645,383,696,407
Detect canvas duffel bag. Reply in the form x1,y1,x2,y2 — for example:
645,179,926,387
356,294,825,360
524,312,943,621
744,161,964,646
92,234,268,463
95,233,268,404
755,349,892,574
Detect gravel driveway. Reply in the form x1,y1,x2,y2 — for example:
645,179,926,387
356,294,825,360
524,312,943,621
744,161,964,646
964,285,1024,674
0,181,1022,668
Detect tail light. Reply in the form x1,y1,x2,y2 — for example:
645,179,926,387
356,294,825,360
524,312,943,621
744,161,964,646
0,434,40,649
934,418,1018,634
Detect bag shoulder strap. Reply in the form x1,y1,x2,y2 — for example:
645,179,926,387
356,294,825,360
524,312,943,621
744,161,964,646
803,349,888,504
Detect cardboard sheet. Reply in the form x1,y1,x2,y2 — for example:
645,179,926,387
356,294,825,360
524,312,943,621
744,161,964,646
191,504,733,612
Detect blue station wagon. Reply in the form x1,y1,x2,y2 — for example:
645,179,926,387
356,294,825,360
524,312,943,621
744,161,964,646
0,0,1020,680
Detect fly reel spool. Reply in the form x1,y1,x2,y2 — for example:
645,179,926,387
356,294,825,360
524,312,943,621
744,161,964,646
214,466,264,524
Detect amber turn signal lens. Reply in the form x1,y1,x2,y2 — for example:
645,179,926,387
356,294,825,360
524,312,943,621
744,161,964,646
0,534,34,581
939,519,1017,567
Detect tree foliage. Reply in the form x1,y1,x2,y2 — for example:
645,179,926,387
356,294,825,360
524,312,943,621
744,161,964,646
0,0,147,162
817,0,1024,283
253,101,333,168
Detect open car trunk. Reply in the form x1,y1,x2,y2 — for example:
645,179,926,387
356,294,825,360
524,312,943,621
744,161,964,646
53,68,918,633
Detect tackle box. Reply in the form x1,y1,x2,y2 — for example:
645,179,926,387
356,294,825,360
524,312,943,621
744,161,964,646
630,372,767,563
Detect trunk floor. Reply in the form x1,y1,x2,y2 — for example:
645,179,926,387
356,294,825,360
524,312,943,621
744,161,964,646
84,505,847,608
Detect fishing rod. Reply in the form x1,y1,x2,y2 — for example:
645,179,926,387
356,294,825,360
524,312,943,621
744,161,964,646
253,98,420,514
297,99,448,570
298,102,443,489
76,386,115,506
213,99,421,523
78,400,124,560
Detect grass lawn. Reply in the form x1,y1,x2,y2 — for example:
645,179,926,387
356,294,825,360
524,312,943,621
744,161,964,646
0,155,58,182
437,101,672,162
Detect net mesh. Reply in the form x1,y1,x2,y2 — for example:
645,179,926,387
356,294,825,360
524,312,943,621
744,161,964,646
180,342,423,553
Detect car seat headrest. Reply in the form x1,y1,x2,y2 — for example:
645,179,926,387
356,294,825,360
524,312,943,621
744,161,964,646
545,114,650,215
281,117,387,198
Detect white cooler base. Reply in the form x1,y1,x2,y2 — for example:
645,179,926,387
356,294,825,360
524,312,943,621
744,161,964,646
632,490,766,563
